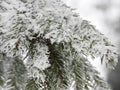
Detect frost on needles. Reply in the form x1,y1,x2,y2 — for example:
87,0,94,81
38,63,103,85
0,0,118,90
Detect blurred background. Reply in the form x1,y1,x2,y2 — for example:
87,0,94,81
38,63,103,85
62,0,120,90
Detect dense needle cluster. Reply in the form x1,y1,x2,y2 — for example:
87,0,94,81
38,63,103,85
0,0,118,90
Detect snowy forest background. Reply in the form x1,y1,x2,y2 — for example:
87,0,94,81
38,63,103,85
62,0,120,90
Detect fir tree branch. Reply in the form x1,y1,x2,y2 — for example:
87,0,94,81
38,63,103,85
25,78,41,90
44,40,69,90
72,54,110,90
0,54,27,90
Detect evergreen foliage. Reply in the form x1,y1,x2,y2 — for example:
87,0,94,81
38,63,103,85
0,0,118,90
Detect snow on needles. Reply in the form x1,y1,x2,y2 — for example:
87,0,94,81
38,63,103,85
0,0,118,82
